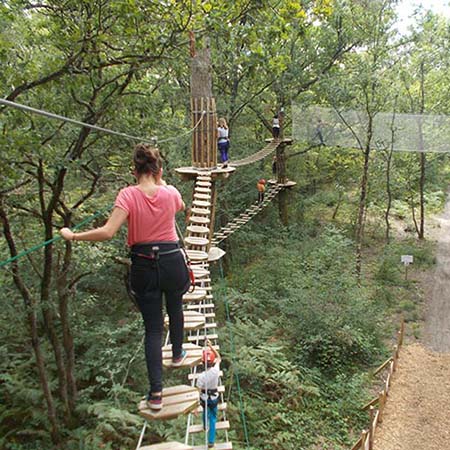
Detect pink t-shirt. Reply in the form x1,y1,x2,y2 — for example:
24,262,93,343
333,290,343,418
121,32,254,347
115,185,183,246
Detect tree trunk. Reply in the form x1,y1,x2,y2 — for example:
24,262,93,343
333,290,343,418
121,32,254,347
0,201,61,444
356,144,371,276
57,243,78,417
418,61,426,239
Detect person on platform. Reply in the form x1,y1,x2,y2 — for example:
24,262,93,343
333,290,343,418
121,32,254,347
197,341,222,449
272,114,280,139
257,178,266,204
60,144,190,411
217,117,230,168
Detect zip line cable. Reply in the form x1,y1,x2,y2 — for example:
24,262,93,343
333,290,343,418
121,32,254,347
0,99,205,145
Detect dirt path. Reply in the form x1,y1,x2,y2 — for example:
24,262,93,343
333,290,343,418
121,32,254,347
373,194,450,449
424,195,450,351
373,344,450,450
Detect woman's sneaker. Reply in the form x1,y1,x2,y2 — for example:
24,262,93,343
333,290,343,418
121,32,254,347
172,349,187,367
146,393,163,411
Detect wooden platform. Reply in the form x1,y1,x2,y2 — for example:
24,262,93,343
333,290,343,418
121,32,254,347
164,311,205,331
267,178,297,188
140,442,193,450
138,385,199,421
193,443,232,450
176,166,236,182
162,343,203,368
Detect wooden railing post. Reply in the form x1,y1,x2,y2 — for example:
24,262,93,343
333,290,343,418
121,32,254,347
378,390,386,424
361,430,368,450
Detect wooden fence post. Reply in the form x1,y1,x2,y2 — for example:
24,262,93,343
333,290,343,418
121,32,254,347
368,406,375,450
378,390,386,424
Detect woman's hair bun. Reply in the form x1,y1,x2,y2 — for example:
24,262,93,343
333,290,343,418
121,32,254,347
133,144,162,176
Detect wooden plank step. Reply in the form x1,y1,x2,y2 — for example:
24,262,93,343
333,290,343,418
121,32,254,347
162,343,203,368
186,303,215,310
186,250,209,261
187,334,218,343
193,442,232,450
183,289,207,302
189,216,210,225
194,402,227,414
189,370,223,381
195,187,211,194
190,207,210,216
165,311,205,331
194,193,211,200
138,385,199,421
194,278,211,285
191,267,210,279
197,176,211,181
196,181,211,187
192,200,211,208
188,420,230,434
186,236,209,247
187,225,210,234
141,442,193,450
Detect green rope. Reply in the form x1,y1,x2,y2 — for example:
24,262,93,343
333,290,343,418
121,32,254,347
0,205,112,268
218,259,251,449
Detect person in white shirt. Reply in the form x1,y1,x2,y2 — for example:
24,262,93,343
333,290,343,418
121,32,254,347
272,114,280,139
217,117,230,167
197,341,221,449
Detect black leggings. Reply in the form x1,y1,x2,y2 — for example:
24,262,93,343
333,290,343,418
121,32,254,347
129,242,190,394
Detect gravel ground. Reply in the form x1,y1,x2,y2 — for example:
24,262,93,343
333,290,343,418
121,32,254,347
374,195,450,450
373,344,450,450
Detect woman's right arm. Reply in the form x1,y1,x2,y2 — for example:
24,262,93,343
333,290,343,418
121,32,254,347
60,207,128,242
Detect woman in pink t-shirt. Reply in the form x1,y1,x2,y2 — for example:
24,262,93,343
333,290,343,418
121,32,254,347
60,144,190,411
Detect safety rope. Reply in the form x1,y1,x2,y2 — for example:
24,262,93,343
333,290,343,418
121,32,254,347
218,259,251,449
0,99,205,146
0,204,112,268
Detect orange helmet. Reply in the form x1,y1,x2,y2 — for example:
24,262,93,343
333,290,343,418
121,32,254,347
202,348,216,366
258,179,266,184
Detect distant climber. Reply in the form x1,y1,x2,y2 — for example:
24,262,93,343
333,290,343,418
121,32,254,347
272,114,280,139
314,118,325,145
257,178,266,204
197,340,222,449
60,144,191,411
217,117,230,167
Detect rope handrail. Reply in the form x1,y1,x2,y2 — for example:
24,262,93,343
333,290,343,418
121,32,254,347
230,140,280,167
0,205,112,269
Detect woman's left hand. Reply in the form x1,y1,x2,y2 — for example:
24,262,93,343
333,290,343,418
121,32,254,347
60,227,74,241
